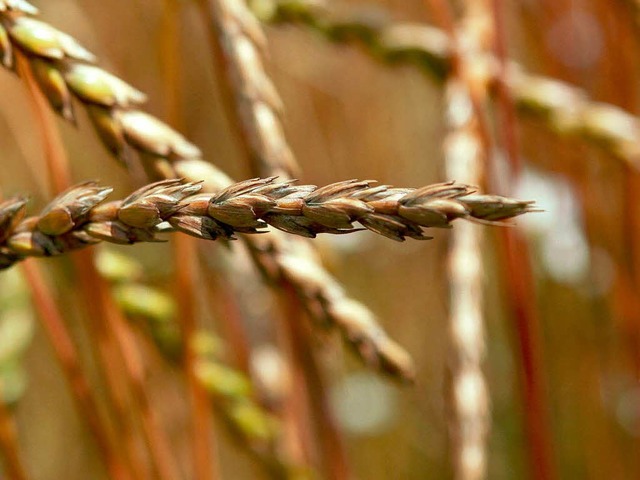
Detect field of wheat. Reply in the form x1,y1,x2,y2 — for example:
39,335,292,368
0,0,638,479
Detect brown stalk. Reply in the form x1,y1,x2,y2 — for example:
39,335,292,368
20,260,128,480
282,286,350,480
200,255,252,374
175,234,219,480
71,251,150,480
425,0,492,477
0,391,29,480
90,260,184,480
490,1,556,479
274,286,314,470
161,3,219,478
15,54,71,194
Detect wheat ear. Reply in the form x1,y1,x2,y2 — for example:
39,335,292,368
0,178,533,268
256,0,640,168
198,0,300,179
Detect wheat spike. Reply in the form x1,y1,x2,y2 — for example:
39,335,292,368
0,178,533,269
256,0,640,168
200,0,300,179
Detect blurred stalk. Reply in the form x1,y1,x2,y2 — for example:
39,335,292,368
21,260,129,480
424,0,492,478
162,3,220,477
280,285,350,480
0,390,29,480
81,256,183,480
491,1,555,479
274,287,314,471
200,255,252,374
195,0,255,179
174,235,219,480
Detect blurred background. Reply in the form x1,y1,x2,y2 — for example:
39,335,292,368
1,0,640,479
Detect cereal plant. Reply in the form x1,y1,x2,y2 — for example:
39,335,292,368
0,0,635,479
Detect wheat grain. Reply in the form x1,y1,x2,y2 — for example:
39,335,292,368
0,178,533,269
256,0,640,168
0,174,532,382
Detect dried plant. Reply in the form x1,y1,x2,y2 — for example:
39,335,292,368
2,0,631,479
0,178,533,270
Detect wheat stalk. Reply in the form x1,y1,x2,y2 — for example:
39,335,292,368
432,0,493,476
255,0,640,168
0,268,33,480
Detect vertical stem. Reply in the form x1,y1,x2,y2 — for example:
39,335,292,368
72,251,150,480
174,235,218,480
83,253,183,480
424,1,492,478
275,288,314,470
201,261,252,374
161,3,219,477
491,1,555,479
0,393,29,480
15,54,71,195
279,286,350,480
21,260,129,480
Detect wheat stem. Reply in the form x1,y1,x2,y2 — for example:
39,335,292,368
20,260,130,480
490,1,556,478
425,0,492,477
176,235,219,480
282,288,350,480
0,392,29,480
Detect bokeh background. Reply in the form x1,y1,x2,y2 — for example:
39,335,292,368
1,0,640,479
